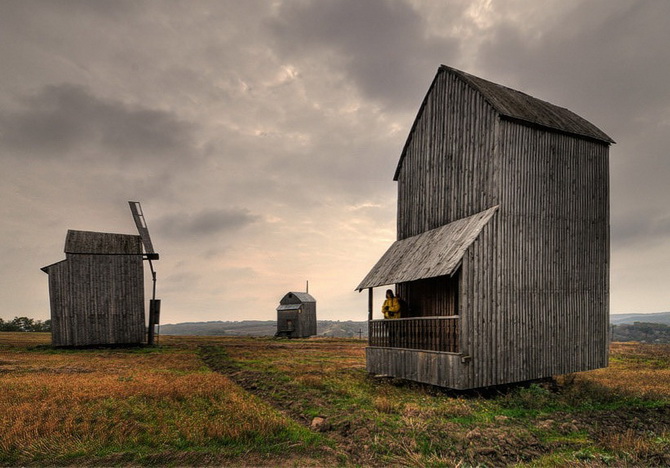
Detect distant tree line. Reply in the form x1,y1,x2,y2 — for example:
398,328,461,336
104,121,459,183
160,320,369,338
0,317,51,332
611,322,670,344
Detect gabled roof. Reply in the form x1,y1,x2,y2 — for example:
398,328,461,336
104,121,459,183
65,230,142,255
356,206,498,290
394,65,614,180
282,292,316,303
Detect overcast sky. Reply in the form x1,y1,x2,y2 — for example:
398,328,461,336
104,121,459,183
1,0,669,325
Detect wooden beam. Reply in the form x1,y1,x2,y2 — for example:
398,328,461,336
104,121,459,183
368,288,373,322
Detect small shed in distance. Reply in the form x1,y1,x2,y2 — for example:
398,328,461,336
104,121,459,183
276,292,317,338
41,230,146,347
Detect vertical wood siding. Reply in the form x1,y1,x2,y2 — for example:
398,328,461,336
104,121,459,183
376,68,610,389
397,71,499,239
366,347,467,389
48,254,145,346
494,120,609,384
297,303,317,337
397,273,459,317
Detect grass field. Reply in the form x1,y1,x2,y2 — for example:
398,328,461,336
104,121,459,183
1,333,669,466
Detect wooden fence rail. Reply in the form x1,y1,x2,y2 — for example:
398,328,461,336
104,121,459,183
368,316,460,353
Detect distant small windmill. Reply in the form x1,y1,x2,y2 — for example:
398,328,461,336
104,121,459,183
275,281,317,338
128,201,160,345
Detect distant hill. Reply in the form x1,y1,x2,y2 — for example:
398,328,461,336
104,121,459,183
159,320,368,338
610,312,670,325
159,313,670,339
611,322,670,344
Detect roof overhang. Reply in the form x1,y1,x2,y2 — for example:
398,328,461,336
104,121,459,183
41,259,67,273
356,206,498,290
277,304,303,311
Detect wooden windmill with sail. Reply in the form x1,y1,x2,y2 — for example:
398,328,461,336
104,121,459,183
42,201,160,346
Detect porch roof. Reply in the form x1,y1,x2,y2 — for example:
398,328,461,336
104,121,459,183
277,304,302,311
356,206,498,290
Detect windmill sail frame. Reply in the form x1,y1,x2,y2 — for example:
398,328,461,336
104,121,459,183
129,201,158,259
128,201,160,345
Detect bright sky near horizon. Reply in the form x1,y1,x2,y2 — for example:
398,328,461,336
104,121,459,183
1,0,669,324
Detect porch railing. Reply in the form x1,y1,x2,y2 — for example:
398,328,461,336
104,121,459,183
368,316,460,353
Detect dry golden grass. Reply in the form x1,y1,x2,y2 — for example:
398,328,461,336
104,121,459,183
0,331,51,348
579,342,670,398
373,395,399,414
0,336,316,464
2,333,669,467
600,429,655,453
296,374,328,389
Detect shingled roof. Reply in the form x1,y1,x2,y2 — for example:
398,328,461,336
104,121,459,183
282,292,316,303
356,206,498,291
64,230,142,255
394,65,614,180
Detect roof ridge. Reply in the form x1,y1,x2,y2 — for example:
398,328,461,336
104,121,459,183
394,65,614,180
439,65,615,144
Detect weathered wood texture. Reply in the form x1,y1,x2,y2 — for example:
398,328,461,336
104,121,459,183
366,347,468,389
356,207,497,290
369,317,459,352
366,65,611,389
397,273,459,317
44,249,145,347
65,230,143,255
276,292,317,338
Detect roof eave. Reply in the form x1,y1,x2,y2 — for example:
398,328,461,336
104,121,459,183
41,259,67,273
356,206,499,290
499,115,615,145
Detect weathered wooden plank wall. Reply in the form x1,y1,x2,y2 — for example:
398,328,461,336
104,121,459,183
495,120,609,383
366,347,466,389
397,71,498,238
298,302,317,337
48,254,145,346
397,274,458,317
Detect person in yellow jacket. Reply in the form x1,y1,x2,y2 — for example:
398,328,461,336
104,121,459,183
382,289,401,319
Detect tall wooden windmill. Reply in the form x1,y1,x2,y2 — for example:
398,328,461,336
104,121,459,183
358,65,612,389
42,202,160,346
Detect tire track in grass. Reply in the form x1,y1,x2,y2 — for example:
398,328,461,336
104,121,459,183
198,344,387,465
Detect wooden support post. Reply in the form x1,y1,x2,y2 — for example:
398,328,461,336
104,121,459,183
148,299,160,345
368,288,373,322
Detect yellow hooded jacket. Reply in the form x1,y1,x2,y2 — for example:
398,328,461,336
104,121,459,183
382,297,401,319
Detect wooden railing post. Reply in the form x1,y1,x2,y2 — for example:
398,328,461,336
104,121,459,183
367,317,460,353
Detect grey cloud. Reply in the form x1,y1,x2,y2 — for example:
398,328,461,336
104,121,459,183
474,1,670,131
268,0,459,110
161,269,202,292
0,0,139,20
612,208,670,252
1,84,197,161
155,207,261,240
